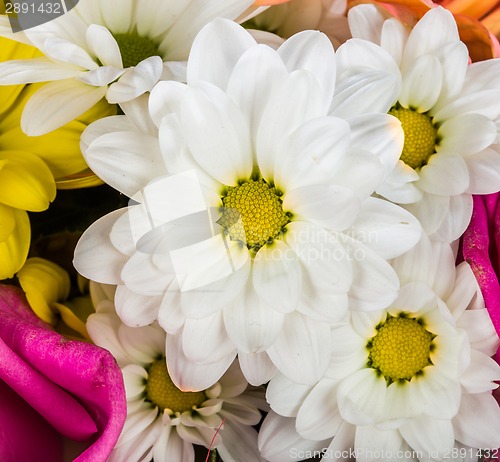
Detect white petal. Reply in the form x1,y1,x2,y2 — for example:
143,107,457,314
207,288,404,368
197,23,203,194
227,44,288,150
460,350,500,394
355,426,406,462
21,79,107,135
166,333,236,392
418,152,469,196
380,18,410,66
81,115,136,153
85,131,164,197
402,7,459,66
274,116,352,192
86,24,123,68
182,311,235,363
0,58,81,84
453,393,500,449
403,192,449,236
258,412,329,462
399,54,443,112
348,197,422,259
391,281,438,316
413,368,461,419
43,37,99,70
117,324,165,364
187,18,256,89
330,150,384,201
465,148,500,194
238,351,277,386
217,422,263,462
438,114,497,156
456,309,499,356
253,240,302,314
267,312,331,385
107,56,163,103
266,373,313,418
433,193,473,243
347,4,385,43
283,184,360,231
399,415,454,458
332,70,400,118
296,378,342,440
348,113,404,175
223,282,284,354
180,85,252,185
148,80,187,127
277,30,336,110
256,70,324,180
78,66,126,86
445,262,479,319
73,209,128,284
115,286,163,327
342,236,399,312
337,368,388,425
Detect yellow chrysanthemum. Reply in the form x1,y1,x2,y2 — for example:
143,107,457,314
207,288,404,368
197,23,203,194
0,37,115,278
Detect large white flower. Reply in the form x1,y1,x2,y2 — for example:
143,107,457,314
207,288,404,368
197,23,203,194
334,5,500,242
87,283,266,462
74,19,421,389
259,235,500,461
0,0,255,135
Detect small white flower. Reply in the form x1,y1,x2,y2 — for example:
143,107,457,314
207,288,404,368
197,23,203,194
74,19,422,390
259,235,500,461
0,0,254,135
334,5,500,242
88,283,266,462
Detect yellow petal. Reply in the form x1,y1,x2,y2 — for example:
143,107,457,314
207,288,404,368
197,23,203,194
0,82,116,179
0,208,30,279
52,300,91,340
0,150,56,211
0,203,15,242
56,169,104,189
17,257,70,324
0,36,40,118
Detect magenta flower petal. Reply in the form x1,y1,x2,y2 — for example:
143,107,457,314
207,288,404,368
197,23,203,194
0,284,127,461
462,193,500,336
0,379,63,462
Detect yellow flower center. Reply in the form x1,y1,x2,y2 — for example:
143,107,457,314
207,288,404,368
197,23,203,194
389,105,438,169
367,316,434,382
112,33,160,68
218,179,290,250
145,359,206,413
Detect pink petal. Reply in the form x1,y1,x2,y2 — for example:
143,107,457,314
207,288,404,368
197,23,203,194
461,193,500,336
0,284,127,461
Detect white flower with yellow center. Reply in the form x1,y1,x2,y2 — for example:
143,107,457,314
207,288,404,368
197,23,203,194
334,5,500,242
87,283,266,462
74,19,422,389
0,0,255,135
259,235,500,461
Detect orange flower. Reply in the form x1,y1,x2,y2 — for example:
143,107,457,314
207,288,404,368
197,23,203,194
348,0,500,61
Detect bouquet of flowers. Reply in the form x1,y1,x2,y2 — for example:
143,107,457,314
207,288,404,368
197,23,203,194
0,0,499,460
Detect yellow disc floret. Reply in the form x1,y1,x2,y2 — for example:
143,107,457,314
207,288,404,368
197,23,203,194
113,33,160,68
389,105,438,169
145,359,206,413
218,179,290,250
368,316,433,382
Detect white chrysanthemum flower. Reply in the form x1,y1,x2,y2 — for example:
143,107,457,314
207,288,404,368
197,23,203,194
88,283,266,462
0,0,255,135
259,235,500,461
74,19,422,389
334,5,500,242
